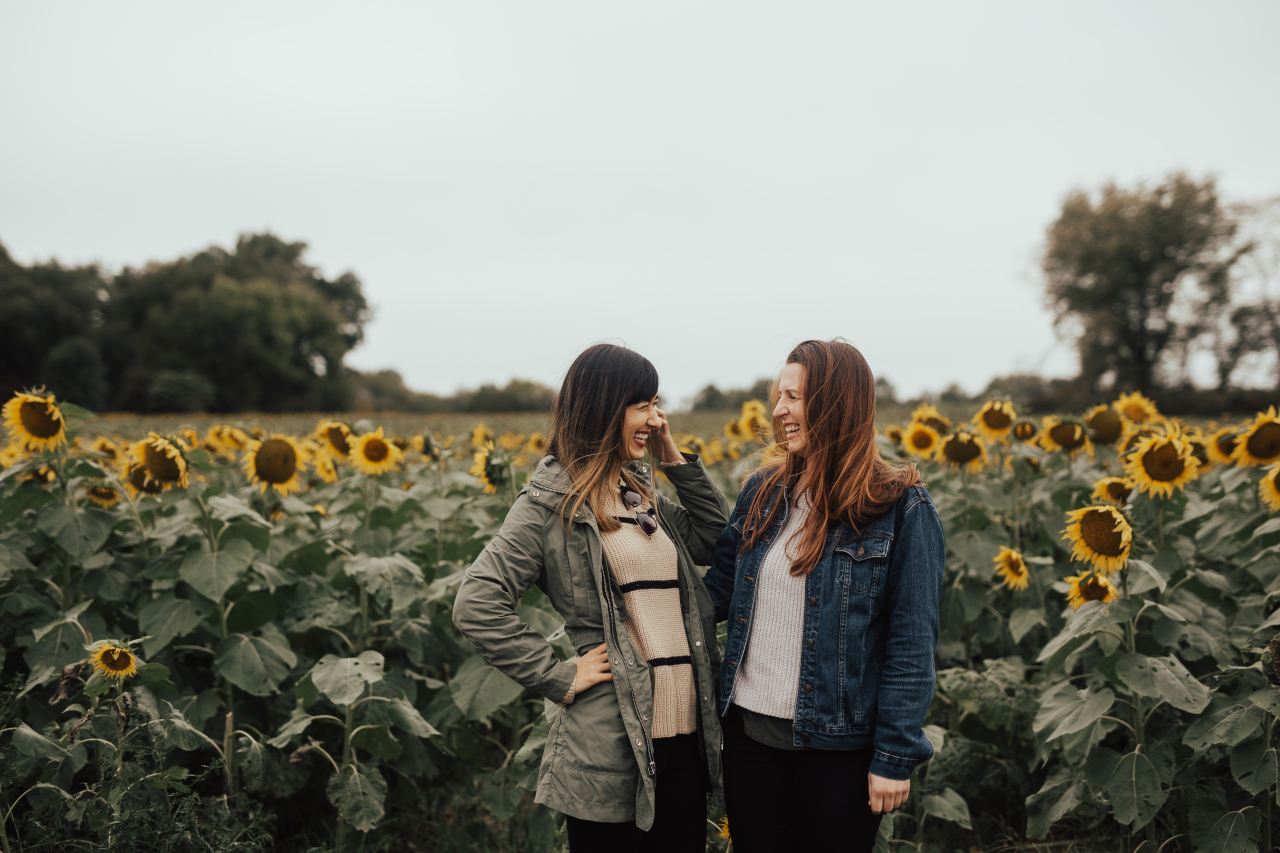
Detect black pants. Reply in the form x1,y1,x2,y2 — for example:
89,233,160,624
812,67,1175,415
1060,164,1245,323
721,704,883,853
565,732,708,853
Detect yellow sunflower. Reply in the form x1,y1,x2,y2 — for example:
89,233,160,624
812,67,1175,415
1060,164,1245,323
910,403,951,435
3,390,68,452
1083,404,1125,445
470,441,510,494
525,432,548,456
242,434,309,495
1062,505,1132,574
89,642,139,680
1011,418,1039,443
993,546,1029,591
936,429,988,473
350,428,404,475
1113,391,1160,426
419,433,442,462
315,420,354,460
471,423,496,450
739,400,772,441
1038,416,1094,457
1261,464,1280,512
725,418,750,441
1206,426,1241,465
89,436,122,469
884,424,904,446
718,816,731,841
306,441,338,484
85,483,122,509
1064,572,1118,609
973,400,1017,443
903,422,941,459
678,434,709,459
1091,476,1134,506
1125,432,1199,498
497,432,524,451
122,462,164,498
0,442,22,470
1234,406,1280,467
130,432,189,490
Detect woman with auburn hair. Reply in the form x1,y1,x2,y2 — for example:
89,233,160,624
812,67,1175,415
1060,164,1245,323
453,343,728,852
703,338,945,852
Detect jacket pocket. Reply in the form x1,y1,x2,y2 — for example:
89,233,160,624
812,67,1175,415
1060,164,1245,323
835,533,892,594
550,680,638,797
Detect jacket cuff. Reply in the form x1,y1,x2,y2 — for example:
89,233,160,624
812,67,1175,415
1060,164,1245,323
539,659,578,705
868,748,924,781
659,452,707,483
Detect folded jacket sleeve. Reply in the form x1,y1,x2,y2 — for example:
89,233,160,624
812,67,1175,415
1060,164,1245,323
656,452,730,565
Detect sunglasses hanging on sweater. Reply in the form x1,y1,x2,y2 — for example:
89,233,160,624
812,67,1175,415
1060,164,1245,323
617,483,658,536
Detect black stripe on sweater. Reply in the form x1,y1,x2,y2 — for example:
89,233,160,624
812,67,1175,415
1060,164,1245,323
618,579,680,593
648,656,693,668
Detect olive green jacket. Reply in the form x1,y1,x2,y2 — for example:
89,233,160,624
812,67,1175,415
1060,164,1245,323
452,453,729,829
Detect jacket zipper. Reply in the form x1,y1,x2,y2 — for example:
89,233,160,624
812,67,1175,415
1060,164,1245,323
600,551,656,776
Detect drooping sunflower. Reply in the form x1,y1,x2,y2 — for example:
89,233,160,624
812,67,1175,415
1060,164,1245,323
350,428,404,475
90,642,139,680
470,441,511,494
936,429,988,473
419,433,442,462
1091,476,1134,506
883,425,904,446
1113,391,1160,426
130,432,190,490
739,400,772,441
471,423,496,450
3,390,68,452
1064,572,1118,609
1234,406,1280,467
315,420,354,460
1125,432,1199,498
122,462,164,498
85,482,122,509
902,422,941,459
1011,418,1039,443
993,546,1029,591
89,436,123,469
1038,416,1093,457
910,403,951,435
1206,426,1241,465
242,434,309,496
1062,505,1132,574
1083,404,1125,445
1257,463,1280,512
308,442,339,484
973,400,1017,443
1183,429,1211,469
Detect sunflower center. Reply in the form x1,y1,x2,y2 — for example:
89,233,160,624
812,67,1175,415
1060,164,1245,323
129,464,163,494
1215,432,1237,457
922,417,950,433
1014,422,1036,440
910,431,934,450
327,427,351,455
1087,409,1122,443
144,443,182,482
1105,481,1131,503
1122,404,1151,423
944,437,981,463
1140,441,1185,482
1050,422,1085,449
102,648,133,672
983,409,1012,429
363,439,389,462
1247,423,1280,461
1001,555,1026,576
1080,508,1124,557
19,400,61,438
255,439,299,483
1079,576,1111,603
89,485,118,501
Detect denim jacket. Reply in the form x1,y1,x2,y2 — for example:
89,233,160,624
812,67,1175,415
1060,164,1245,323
702,472,945,780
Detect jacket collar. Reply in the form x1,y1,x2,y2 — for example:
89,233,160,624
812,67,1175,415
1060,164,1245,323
525,454,656,520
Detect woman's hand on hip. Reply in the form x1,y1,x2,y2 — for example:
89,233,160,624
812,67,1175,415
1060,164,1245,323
867,773,910,815
574,643,614,694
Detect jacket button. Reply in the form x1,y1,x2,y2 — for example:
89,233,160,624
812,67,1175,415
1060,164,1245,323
804,683,813,692
635,739,643,747
695,640,702,647
641,714,648,722
613,658,621,665
532,489,540,496
626,658,635,667
806,639,814,649
808,596,817,606
856,547,864,557
745,575,755,582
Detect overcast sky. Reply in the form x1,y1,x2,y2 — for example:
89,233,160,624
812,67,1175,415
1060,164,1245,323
3,2,1279,406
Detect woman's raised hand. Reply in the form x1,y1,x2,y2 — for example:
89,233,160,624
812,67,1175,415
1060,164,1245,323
647,406,686,465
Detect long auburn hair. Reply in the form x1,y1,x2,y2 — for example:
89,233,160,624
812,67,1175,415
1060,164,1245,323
546,343,658,531
740,339,922,576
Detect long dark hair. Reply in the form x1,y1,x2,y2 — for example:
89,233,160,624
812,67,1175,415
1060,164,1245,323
547,344,659,530
741,339,921,575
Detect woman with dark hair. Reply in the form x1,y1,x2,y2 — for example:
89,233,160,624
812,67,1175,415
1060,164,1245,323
703,339,945,852
453,343,728,852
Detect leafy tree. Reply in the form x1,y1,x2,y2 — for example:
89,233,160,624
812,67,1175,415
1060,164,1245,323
1043,172,1250,395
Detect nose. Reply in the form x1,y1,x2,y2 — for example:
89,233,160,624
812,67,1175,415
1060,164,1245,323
773,399,788,418
646,411,662,427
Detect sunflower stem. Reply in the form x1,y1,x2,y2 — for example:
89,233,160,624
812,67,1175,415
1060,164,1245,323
1267,716,1275,853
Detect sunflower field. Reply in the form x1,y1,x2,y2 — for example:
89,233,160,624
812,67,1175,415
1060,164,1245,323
1,388,1279,852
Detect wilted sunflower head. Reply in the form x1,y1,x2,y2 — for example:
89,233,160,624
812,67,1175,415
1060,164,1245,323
2,390,68,452
973,400,1017,442
1235,406,1280,467
1113,391,1160,426
937,430,988,472
1064,572,1118,609
1090,476,1134,507
1062,504,1132,574
1125,433,1199,499
314,420,353,459
1207,426,1240,465
993,546,1029,591
131,432,189,490
903,422,940,458
420,433,442,462
470,441,511,494
1012,418,1039,443
242,434,309,495
1260,464,1280,513
471,423,496,450
910,403,951,435
123,462,163,498
90,641,139,680
85,482,122,509
350,427,404,476
1039,416,1093,456
1083,404,1124,445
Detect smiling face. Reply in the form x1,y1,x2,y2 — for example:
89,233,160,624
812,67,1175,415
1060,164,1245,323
774,363,808,454
620,396,661,460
